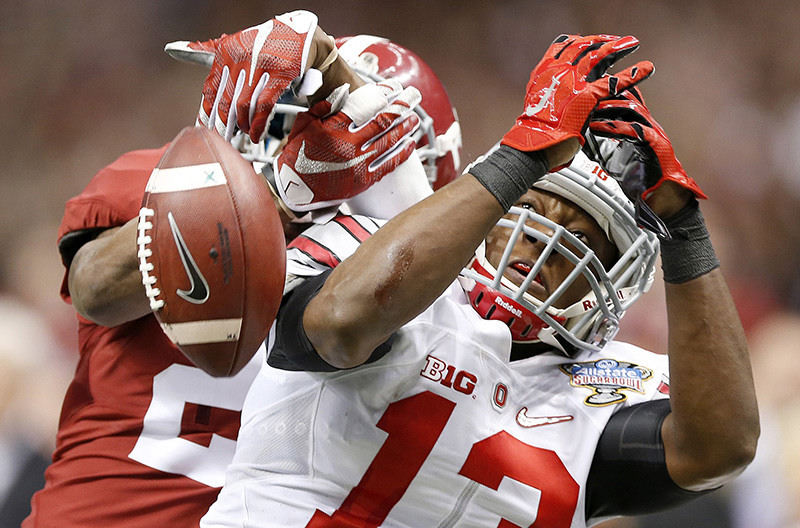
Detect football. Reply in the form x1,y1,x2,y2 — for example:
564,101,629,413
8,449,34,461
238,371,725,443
138,126,285,376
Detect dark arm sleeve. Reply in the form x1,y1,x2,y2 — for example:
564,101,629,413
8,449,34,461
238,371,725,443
585,399,713,520
267,270,395,372
57,227,109,268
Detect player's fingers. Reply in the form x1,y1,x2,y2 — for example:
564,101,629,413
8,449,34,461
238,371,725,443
164,39,216,68
542,34,576,61
583,35,640,81
221,70,248,141
369,135,416,174
589,60,654,100
196,94,211,128
623,85,646,105
592,99,653,127
588,119,647,142
388,86,422,117
206,65,230,133
392,111,421,138
361,86,421,141
248,79,284,142
554,34,621,65
342,82,402,129
610,61,654,95
375,79,405,103
231,74,259,138
363,110,420,153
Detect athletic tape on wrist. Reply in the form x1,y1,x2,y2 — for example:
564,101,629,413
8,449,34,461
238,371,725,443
298,37,339,96
659,198,720,284
468,145,548,212
315,35,339,73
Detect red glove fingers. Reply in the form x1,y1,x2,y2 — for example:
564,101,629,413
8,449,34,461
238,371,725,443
588,93,706,199
502,33,653,159
167,10,318,142
274,81,422,211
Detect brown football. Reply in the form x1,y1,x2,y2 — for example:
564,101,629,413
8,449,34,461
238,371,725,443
138,126,285,376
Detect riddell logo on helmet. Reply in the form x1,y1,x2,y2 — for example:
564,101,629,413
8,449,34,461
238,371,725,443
582,290,625,311
495,296,522,317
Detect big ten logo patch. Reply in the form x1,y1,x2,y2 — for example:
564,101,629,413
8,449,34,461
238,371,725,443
420,355,478,396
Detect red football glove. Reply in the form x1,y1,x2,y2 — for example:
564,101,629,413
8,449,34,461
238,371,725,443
165,10,321,142
502,34,654,158
588,90,707,200
274,80,422,212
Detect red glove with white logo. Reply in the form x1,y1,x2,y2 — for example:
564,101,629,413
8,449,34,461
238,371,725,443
502,34,654,158
165,10,325,142
588,90,707,200
274,80,421,212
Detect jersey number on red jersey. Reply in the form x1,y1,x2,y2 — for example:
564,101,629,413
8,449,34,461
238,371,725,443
128,363,252,487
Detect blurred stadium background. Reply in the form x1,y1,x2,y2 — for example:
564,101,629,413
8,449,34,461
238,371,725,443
1,1,798,526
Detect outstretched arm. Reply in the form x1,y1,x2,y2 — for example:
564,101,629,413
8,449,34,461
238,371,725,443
584,185,758,519
661,264,758,490
304,34,654,367
654,185,758,490
590,95,759,491
304,169,506,368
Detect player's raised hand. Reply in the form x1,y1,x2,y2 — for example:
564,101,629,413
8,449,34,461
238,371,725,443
502,34,654,161
588,90,706,201
274,80,421,212
165,10,329,142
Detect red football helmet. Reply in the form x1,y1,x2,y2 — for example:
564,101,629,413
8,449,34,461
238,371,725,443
233,34,462,193
335,35,462,190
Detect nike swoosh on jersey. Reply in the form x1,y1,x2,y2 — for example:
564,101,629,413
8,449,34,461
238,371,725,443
515,407,573,428
168,211,210,304
249,20,273,85
294,140,374,175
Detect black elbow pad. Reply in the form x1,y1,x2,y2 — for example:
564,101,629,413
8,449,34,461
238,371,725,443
585,399,712,519
267,270,394,372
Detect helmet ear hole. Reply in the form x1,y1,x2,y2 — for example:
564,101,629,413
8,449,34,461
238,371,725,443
335,35,462,190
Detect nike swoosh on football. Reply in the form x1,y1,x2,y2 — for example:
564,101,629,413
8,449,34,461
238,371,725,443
168,211,210,304
293,140,374,175
516,407,573,428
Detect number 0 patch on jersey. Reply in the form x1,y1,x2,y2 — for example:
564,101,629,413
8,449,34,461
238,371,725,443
559,358,653,406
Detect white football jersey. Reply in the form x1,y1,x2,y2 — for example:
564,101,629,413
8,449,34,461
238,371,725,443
202,216,670,528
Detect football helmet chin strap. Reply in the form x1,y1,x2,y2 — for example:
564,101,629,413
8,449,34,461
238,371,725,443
461,150,659,355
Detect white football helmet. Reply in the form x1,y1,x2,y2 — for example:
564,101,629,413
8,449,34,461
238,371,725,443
461,149,659,354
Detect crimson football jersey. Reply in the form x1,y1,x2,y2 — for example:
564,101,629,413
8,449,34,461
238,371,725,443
201,218,670,528
25,146,262,527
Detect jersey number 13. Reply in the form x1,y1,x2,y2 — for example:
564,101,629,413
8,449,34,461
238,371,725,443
306,390,579,528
